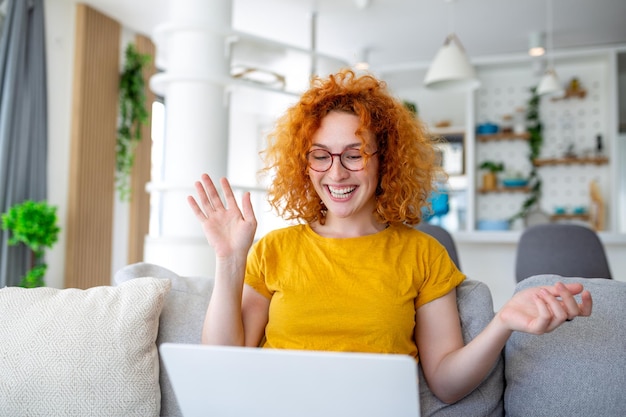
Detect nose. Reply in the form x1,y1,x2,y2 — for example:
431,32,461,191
327,154,350,180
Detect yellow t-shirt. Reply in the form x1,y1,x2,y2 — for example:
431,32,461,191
245,223,465,359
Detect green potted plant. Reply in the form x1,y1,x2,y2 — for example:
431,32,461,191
1,200,60,287
479,160,504,190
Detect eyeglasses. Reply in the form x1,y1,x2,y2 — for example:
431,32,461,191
306,148,378,172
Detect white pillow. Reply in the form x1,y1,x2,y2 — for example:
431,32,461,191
0,277,171,417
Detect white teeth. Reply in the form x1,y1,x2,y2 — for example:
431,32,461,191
328,186,356,199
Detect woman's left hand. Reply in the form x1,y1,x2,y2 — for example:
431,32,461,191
497,282,592,334
187,174,257,260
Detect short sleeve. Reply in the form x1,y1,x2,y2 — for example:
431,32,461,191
415,239,465,308
244,239,273,299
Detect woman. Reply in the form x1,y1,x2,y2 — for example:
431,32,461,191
188,70,592,404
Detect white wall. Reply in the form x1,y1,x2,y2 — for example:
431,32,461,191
44,0,76,288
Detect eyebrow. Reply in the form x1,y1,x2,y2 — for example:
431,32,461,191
310,142,363,150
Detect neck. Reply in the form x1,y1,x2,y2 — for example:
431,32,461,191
312,215,388,238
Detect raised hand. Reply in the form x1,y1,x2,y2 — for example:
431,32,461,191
497,281,592,335
187,174,257,259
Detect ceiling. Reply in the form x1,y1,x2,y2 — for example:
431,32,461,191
82,0,626,74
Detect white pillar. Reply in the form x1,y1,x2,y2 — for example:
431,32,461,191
146,0,232,276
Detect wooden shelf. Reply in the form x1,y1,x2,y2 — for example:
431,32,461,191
551,89,587,101
431,126,465,136
533,156,609,166
478,186,530,194
477,132,530,142
550,213,590,221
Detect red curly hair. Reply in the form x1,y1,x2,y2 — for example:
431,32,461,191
261,69,440,226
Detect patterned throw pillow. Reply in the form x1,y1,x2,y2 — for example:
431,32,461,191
0,277,171,417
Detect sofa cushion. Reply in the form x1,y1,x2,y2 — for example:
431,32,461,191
115,262,214,417
505,274,626,417
0,277,170,417
419,279,504,417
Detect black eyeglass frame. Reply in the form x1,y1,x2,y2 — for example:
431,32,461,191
306,148,379,173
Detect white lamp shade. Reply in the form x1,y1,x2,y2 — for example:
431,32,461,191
424,33,480,91
536,67,564,96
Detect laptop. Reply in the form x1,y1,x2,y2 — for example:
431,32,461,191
160,343,420,417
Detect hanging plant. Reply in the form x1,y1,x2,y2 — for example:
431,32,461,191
116,43,151,201
510,86,543,223
1,200,60,287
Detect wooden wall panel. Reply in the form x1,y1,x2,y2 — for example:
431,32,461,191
127,34,156,264
65,4,120,289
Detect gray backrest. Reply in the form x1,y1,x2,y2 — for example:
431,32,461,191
515,223,611,282
505,275,626,416
416,223,461,270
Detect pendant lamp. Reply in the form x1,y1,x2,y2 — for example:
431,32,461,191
536,0,563,96
424,33,479,91
424,0,479,91
528,31,545,57
537,68,562,95
354,48,370,71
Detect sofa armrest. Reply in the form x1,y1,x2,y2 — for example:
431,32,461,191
419,279,505,417
504,274,626,417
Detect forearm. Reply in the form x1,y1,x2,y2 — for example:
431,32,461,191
427,313,512,404
427,281,593,403
201,255,247,346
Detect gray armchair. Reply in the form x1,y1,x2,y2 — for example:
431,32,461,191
515,223,612,282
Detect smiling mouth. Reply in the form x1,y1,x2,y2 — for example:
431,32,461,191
327,185,356,199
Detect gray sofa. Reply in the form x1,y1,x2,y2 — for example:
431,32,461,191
115,262,626,417
1,262,623,416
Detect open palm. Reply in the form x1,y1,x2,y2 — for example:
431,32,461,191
188,175,257,259
498,282,592,335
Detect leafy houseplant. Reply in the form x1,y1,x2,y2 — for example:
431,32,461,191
510,87,543,223
479,161,505,173
116,43,152,201
479,160,504,190
402,100,418,116
1,200,60,287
